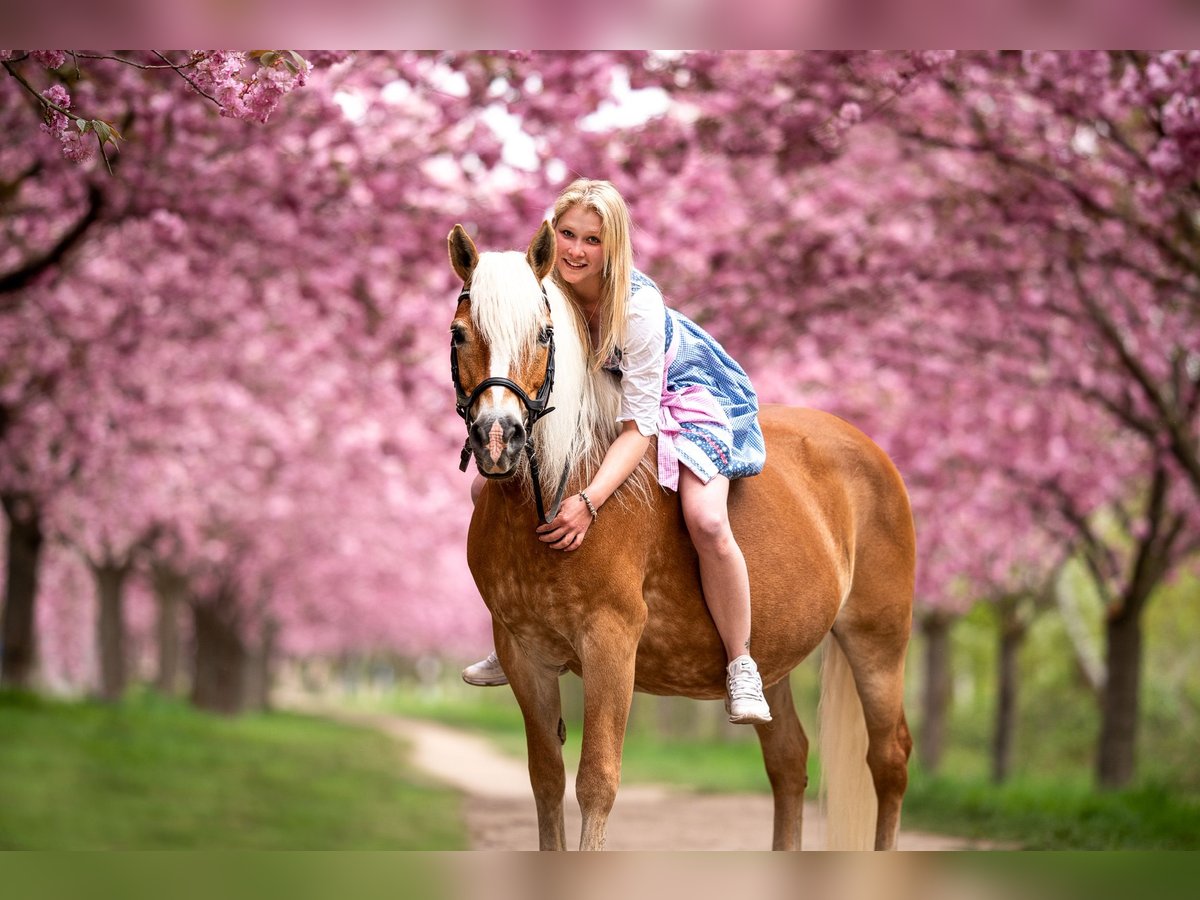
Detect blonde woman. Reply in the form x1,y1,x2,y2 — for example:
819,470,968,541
462,179,770,724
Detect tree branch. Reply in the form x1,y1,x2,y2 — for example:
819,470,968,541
1069,262,1200,494
152,51,222,108
71,52,207,72
896,125,1200,280
2,59,88,125
0,184,104,298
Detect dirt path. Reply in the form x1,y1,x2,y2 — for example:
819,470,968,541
322,708,986,851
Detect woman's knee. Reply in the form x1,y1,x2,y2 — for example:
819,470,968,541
682,495,732,548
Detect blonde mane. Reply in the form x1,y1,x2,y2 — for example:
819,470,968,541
469,251,654,502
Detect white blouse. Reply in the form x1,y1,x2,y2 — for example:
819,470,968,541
612,282,666,437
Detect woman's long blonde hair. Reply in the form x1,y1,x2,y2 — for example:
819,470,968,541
550,178,634,371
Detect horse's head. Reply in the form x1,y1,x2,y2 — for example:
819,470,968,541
447,221,558,479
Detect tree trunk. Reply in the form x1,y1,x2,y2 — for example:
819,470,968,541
243,617,278,712
918,611,954,774
152,564,187,696
94,562,130,702
190,590,248,715
1,493,43,688
1086,457,1173,789
1097,600,1144,788
992,601,1027,784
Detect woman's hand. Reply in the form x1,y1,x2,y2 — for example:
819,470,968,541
536,494,594,551
535,421,647,552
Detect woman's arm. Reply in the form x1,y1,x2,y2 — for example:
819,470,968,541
582,419,651,508
536,420,649,551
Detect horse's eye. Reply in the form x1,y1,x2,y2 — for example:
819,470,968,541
538,326,553,346
451,325,467,347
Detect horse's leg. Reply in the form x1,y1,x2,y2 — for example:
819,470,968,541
830,621,913,850
496,627,567,851
754,676,809,850
575,610,644,851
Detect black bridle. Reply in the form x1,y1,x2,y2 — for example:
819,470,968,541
450,283,572,525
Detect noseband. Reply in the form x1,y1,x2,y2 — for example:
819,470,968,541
450,283,572,525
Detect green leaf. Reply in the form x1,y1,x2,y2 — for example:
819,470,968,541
90,120,123,147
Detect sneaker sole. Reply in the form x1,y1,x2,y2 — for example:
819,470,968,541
728,712,773,725
461,674,509,687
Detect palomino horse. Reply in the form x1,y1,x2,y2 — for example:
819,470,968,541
447,221,915,851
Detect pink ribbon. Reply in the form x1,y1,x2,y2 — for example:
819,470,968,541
655,327,728,491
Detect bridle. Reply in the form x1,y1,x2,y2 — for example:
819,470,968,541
450,282,572,525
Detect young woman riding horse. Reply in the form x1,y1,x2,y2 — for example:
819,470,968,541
461,178,772,725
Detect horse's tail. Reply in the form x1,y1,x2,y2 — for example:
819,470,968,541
818,635,876,850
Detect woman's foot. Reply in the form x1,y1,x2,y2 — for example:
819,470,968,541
461,651,508,686
725,655,772,724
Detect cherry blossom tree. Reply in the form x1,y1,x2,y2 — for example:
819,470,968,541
1,50,545,703
853,52,1200,788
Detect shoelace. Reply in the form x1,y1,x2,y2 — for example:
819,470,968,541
728,668,765,701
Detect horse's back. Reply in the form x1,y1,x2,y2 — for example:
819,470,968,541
750,405,913,529
635,404,914,696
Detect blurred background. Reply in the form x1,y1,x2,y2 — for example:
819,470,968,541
1,50,1198,850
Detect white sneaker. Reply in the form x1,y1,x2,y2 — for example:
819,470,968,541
726,655,772,724
462,651,508,687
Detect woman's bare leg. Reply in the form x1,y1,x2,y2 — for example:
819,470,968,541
678,470,750,661
679,469,770,724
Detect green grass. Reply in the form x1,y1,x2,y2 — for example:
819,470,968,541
902,771,1200,849
0,689,466,849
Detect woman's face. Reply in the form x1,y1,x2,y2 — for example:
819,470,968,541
555,205,605,296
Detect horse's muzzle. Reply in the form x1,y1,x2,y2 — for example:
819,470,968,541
469,412,527,477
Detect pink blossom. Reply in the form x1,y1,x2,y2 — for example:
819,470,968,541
36,83,94,163
31,50,66,69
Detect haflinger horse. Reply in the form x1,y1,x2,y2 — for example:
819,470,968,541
447,221,916,851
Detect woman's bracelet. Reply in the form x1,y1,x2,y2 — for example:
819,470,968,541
579,490,598,521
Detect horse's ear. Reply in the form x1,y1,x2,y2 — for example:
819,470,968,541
526,220,555,281
448,224,478,283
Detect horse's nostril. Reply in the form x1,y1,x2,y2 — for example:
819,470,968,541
471,421,490,448
472,416,525,465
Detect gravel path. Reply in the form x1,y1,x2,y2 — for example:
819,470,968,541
322,708,987,851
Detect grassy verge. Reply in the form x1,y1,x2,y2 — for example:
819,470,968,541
901,772,1200,850
376,681,1200,848
0,689,466,850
